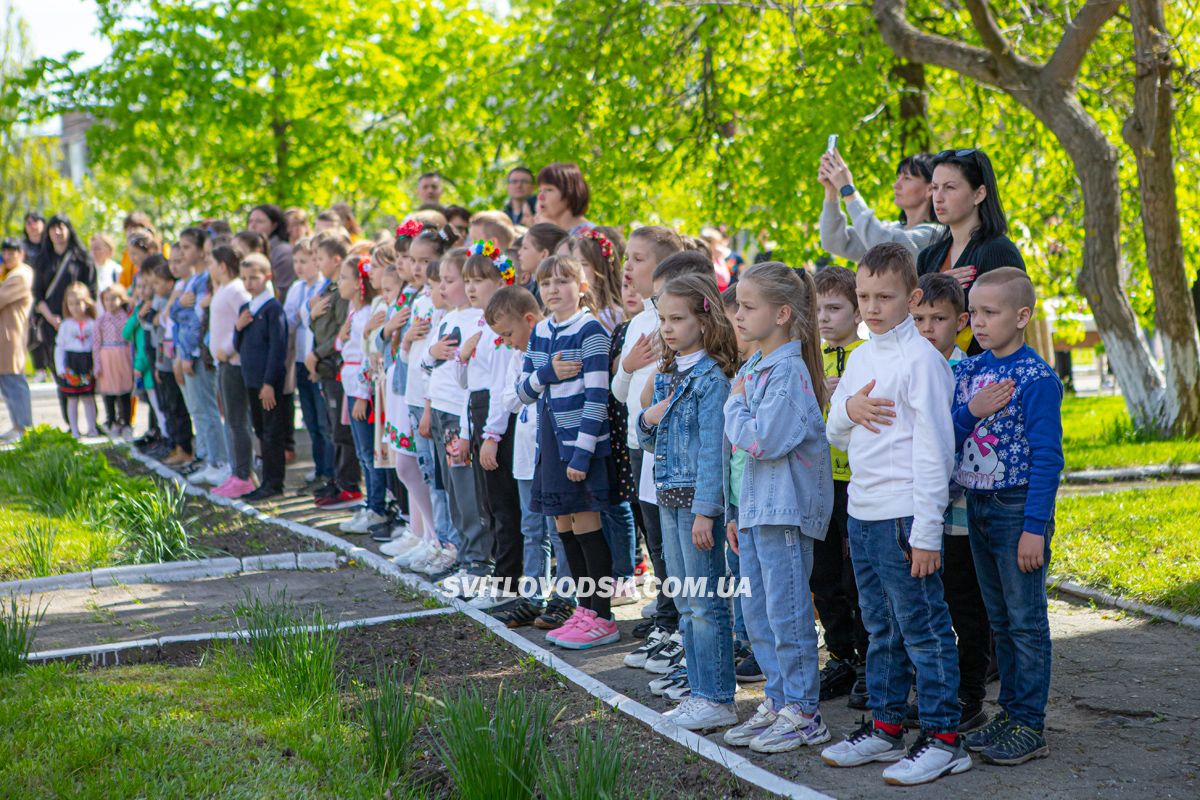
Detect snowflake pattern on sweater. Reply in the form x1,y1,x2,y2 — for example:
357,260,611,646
952,347,1060,491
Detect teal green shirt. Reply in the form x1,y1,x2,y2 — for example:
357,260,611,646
728,446,748,508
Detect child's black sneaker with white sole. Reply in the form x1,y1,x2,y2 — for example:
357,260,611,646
965,710,1011,752
624,626,669,668
980,724,1049,765
643,631,684,674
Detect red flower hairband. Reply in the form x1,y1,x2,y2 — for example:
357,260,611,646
582,228,614,260
356,255,372,298
395,219,424,240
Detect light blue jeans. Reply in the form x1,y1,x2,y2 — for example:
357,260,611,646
738,524,821,713
181,360,227,466
0,373,33,430
848,515,961,733
660,506,735,705
517,479,554,601
409,404,457,549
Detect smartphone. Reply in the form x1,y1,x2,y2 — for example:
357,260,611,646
827,134,839,153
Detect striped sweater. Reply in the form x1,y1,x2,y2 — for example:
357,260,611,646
517,309,611,472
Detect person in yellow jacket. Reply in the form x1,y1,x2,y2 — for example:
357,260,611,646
811,265,869,708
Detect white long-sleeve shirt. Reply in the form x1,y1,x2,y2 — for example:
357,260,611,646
826,315,955,551
500,348,537,480
458,314,516,440
424,306,480,417
611,298,658,450
402,292,437,406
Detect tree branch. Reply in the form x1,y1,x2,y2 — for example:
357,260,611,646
963,0,1015,62
871,0,1028,87
1042,0,1124,88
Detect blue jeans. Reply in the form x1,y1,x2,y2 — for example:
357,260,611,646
181,360,227,466
848,515,960,733
0,374,33,430
295,366,333,479
517,479,554,601
660,506,735,705
601,501,636,578
410,404,456,549
725,509,748,644
968,488,1053,730
738,525,821,712
349,413,387,515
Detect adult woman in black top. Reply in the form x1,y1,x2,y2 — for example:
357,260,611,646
920,148,1024,353
33,215,96,421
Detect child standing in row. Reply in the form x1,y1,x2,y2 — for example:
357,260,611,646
234,254,289,500
290,237,334,487
823,243,968,786
952,267,1063,766
94,285,134,438
337,255,387,531
55,282,99,438
461,241,523,607
519,254,618,650
722,262,833,753
638,273,739,731
209,246,255,498
811,265,869,707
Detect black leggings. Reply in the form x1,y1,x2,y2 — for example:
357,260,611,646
102,393,133,429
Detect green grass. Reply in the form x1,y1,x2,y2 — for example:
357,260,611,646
1061,395,1200,471
0,662,384,800
0,596,45,675
0,507,104,581
1056,484,1200,616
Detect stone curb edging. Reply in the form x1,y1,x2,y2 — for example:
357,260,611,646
24,607,456,666
122,446,831,800
0,551,339,596
1049,577,1200,631
1062,462,1200,484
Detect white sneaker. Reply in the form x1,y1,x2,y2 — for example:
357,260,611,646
640,597,658,619
407,544,445,574
419,543,458,575
724,700,779,746
340,509,387,534
881,734,972,786
380,531,422,558
610,579,638,606
305,469,318,482
749,704,830,753
203,464,231,486
187,463,211,484
664,696,738,732
468,589,517,610
821,720,907,767
623,626,668,668
396,540,437,569
644,631,684,674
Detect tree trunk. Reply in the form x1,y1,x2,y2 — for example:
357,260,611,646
1122,0,1200,435
891,60,931,155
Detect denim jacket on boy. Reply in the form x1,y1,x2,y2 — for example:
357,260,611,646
722,341,832,538
637,352,730,519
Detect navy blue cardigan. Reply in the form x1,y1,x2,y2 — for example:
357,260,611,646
234,297,288,390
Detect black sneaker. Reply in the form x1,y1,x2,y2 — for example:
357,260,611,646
959,703,989,733
734,641,753,665
313,481,340,500
533,596,575,630
965,710,1011,752
980,724,1048,765
368,520,395,542
643,632,684,674
848,663,868,709
819,657,858,700
492,599,543,628
623,626,670,669
903,702,920,729
632,618,658,639
735,650,765,683
243,486,283,502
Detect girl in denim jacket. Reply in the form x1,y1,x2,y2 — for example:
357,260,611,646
638,274,740,732
721,261,835,754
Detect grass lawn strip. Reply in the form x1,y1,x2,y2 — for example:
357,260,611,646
1054,483,1200,617
1061,395,1200,471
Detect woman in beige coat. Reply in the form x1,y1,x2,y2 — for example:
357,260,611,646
0,237,34,440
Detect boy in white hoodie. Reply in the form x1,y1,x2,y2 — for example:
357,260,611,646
821,243,969,786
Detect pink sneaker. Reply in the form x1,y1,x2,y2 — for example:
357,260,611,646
545,606,592,644
554,613,620,650
215,476,256,498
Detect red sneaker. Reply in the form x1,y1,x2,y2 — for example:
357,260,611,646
315,489,363,510
634,554,651,577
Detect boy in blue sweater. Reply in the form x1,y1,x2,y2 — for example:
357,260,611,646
949,267,1063,766
235,254,289,501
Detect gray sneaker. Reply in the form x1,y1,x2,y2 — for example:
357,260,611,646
821,718,906,767
980,724,1049,766
881,733,972,786
723,699,778,747
749,704,830,753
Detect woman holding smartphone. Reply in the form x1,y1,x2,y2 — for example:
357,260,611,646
818,147,942,262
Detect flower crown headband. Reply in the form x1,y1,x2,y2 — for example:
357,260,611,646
356,255,372,298
581,228,614,260
467,239,516,285
395,219,424,241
